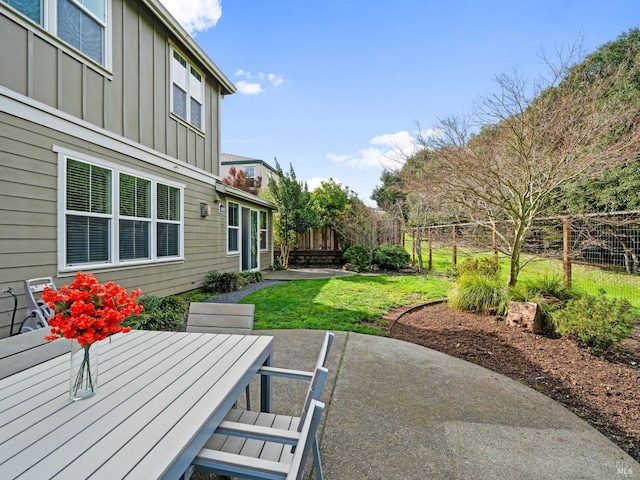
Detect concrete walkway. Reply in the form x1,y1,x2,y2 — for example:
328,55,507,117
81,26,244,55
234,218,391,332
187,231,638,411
245,329,639,480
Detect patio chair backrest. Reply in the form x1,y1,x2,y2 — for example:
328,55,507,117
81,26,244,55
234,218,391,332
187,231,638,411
312,331,334,372
187,302,255,335
297,365,328,434
295,332,333,432
288,399,325,480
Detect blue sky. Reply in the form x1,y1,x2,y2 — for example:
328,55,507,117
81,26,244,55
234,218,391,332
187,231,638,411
159,0,639,205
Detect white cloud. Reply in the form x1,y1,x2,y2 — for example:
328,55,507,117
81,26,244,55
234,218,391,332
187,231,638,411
267,73,284,86
159,0,222,35
236,81,263,95
327,131,420,171
306,177,339,191
233,70,285,95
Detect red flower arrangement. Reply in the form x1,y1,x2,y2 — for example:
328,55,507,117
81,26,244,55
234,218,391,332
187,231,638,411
42,272,143,346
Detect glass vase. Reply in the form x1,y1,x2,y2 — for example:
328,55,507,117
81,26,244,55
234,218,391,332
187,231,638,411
69,340,99,401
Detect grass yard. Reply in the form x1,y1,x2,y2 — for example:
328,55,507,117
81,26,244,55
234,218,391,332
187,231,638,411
242,274,449,334
407,243,640,311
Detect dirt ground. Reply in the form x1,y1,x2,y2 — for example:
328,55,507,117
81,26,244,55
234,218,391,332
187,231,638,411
388,301,640,462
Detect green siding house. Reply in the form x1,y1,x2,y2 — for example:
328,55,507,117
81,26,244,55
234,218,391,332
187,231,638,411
0,0,274,338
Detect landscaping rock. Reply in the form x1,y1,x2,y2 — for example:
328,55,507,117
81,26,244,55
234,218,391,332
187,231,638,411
506,301,544,334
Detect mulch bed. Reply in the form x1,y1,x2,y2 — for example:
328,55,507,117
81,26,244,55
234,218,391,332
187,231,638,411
388,302,640,462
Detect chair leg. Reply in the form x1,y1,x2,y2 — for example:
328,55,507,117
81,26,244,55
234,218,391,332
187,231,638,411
312,435,323,480
245,385,252,410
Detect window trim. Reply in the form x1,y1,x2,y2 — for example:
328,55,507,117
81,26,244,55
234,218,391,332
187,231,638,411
259,210,268,251
227,201,240,255
0,0,113,74
169,44,205,132
56,147,184,273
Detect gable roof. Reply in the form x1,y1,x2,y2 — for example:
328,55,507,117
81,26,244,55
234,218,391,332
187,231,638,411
141,0,236,96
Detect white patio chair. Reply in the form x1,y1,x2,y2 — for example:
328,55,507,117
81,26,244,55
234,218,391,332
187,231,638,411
190,399,326,480
190,331,335,480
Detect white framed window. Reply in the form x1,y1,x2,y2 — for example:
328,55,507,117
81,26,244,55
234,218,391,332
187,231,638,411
259,210,268,251
244,166,255,178
118,173,151,261
1,0,110,67
156,183,181,258
227,201,239,253
171,47,205,130
58,149,184,271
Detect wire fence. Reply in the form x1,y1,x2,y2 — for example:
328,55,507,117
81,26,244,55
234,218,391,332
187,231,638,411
407,211,640,306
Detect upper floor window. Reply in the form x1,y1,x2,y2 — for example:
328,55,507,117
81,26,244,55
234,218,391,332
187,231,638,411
244,167,255,178
60,152,183,271
171,47,204,130
2,0,108,66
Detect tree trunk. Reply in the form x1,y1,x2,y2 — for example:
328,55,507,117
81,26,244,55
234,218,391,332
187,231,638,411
508,220,527,287
508,247,521,287
280,244,291,269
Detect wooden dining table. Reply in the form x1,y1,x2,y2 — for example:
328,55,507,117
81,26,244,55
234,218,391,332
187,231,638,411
0,329,273,479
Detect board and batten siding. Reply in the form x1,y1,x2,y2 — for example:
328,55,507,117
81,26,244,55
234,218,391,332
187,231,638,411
0,0,221,177
0,112,233,338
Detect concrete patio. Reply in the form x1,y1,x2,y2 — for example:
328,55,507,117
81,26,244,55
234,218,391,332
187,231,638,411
234,329,639,480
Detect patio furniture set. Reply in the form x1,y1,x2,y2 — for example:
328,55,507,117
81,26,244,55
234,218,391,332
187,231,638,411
0,299,333,479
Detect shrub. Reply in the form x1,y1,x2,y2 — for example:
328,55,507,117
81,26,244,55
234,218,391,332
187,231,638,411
373,244,410,270
458,256,500,279
239,271,265,285
554,292,635,355
343,244,371,272
448,273,507,315
508,275,578,333
202,270,243,293
443,265,460,280
176,289,212,303
124,295,188,331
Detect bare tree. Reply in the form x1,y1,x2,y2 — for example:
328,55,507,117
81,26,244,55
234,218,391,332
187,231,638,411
409,51,640,286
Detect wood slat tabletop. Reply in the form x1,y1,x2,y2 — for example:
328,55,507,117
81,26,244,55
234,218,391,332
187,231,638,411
0,330,273,480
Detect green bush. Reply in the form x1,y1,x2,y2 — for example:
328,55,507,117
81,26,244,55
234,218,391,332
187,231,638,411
202,270,243,293
508,275,578,333
124,295,188,331
239,271,265,285
176,289,212,303
373,244,410,270
458,256,500,279
554,292,635,355
343,244,371,271
448,273,507,315
443,265,460,280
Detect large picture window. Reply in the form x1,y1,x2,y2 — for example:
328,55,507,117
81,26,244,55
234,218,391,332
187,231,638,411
61,154,183,270
171,47,204,130
1,0,109,66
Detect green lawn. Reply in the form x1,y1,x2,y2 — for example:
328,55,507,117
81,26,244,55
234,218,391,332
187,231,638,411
406,240,640,311
238,240,640,334
242,274,449,335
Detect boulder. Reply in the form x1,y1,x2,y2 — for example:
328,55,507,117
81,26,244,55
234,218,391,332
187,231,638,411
506,301,544,334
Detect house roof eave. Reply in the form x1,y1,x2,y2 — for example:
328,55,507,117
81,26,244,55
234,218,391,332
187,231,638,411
141,0,236,96
218,183,276,210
